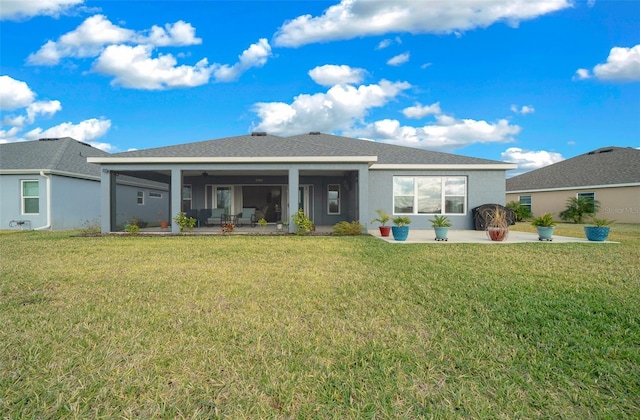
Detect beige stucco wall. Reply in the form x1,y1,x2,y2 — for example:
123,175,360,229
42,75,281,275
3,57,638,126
507,185,640,223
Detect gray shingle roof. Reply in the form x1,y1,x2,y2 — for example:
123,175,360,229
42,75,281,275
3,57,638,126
0,137,110,177
506,146,640,191
111,132,507,165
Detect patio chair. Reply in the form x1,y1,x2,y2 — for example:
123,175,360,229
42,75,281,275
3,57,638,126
207,208,226,226
236,208,256,227
198,208,211,227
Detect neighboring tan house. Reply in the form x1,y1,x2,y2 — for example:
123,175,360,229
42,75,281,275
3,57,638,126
506,146,640,223
88,132,517,233
0,137,169,230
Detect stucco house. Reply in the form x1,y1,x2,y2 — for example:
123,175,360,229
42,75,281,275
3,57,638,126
0,137,170,230
506,146,640,223
88,132,516,233
0,137,110,230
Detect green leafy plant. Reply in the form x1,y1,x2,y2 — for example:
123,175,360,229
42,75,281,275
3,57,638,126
530,213,556,227
173,211,197,233
332,220,365,235
124,218,140,235
371,209,392,226
507,200,532,222
257,218,268,231
392,216,411,227
589,216,614,227
292,209,313,235
559,196,600,224
429,215,452,227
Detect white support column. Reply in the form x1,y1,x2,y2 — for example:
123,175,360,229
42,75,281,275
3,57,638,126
100,169,114,233
358,167,369,228
171,168,182,233
288,168,299,233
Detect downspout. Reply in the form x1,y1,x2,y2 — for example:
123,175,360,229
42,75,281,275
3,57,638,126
34,170,52,230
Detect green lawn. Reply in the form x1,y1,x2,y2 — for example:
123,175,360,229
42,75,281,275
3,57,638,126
1,224,639,418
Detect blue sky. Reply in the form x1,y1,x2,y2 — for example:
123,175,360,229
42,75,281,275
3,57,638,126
1,0,638,175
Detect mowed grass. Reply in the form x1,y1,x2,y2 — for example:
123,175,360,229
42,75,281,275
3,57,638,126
1,224,639,418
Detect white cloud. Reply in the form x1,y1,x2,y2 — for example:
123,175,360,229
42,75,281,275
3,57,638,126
24,118,113,150
387,52,410,66
0,0,83,21
274,0,571,47
573,68,590,80
0,75,36,110
144,21,202,47
575,45,640,82
26,100,62,124
375,36,402,50
346,114,521,151
28,15,202,65
27,14,267,88
0,76,112,148
252,79,411,136
402,102,441,119
92,44,213,90
510,104,535,115
593,45,640,81
308,64,367,86
501,147,564,172
212,38,272,82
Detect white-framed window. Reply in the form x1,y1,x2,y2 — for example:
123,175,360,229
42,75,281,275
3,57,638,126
393,176,467,215
327,184,340,214
149,191,163,198
136,191,144,205
519,195,532,213
21,180,39,214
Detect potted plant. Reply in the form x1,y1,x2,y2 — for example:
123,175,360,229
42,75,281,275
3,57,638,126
531,213,556,241
584,216,613,241
158,210,168,229
371,209,392,237
391,216,411,241
484,205,509,241
257,217,267,232
429,215,451,241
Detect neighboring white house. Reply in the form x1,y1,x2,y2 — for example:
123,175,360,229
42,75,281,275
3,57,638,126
88,132,517,233
0,137,169,230
506,146,640,223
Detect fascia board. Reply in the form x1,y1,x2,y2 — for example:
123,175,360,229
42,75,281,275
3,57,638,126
0,169,99,181
87,156,378,164
370,163,518,170
507,182,640,193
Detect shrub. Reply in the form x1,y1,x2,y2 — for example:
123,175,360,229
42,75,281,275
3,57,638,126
173,211,197,232
332,221,365,235
124,219,140,235
507,200,532,222
292,209,313,235
560,196,600,223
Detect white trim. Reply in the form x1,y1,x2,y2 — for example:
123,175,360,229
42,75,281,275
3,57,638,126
87,156,378,164
0,169,100,181
507,182,640,194
371,163,517,170
21,179,40,215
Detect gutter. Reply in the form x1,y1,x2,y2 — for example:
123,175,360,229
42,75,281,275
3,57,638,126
34,170,52,230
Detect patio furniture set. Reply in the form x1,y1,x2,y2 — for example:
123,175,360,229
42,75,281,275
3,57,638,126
185,208,257,228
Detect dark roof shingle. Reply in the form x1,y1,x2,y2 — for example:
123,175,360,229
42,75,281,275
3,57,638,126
506,146,640,191
0,137,110,177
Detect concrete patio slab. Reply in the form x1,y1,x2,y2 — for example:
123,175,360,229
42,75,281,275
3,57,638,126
368,229,617,244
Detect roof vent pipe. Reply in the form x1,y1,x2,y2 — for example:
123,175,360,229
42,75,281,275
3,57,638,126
251,132,267,136
309,131,321,135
